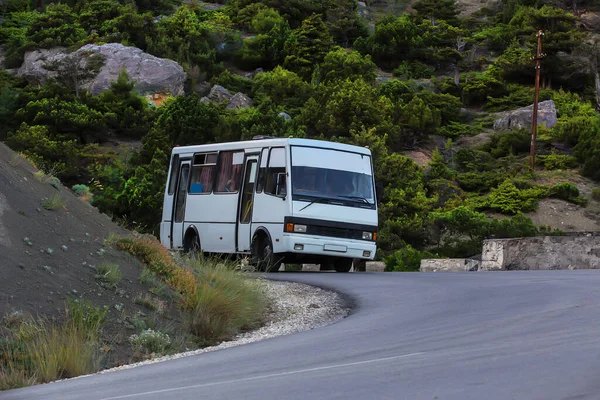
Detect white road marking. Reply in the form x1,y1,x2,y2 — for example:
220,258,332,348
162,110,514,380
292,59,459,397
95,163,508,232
99,352,425,400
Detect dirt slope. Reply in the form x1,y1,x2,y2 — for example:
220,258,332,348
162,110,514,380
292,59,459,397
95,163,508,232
0,142,185,366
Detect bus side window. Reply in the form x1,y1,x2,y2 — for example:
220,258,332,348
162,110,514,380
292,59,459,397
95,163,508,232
215,151,244,193
167,154,180,195
256,148,269,193
264,147,285,196
190,152,217,194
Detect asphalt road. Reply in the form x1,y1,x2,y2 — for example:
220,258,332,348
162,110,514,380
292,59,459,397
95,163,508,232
4,271,600,400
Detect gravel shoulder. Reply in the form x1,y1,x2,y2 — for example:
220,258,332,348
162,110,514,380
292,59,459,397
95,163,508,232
56,279,350,380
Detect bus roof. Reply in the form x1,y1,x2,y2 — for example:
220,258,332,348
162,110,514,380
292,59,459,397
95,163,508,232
170,138,372,156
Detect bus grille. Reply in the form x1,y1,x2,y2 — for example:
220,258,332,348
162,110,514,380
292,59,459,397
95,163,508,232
309,225,363,240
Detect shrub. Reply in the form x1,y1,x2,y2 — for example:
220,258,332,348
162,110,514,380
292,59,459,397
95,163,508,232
538,154,578,170
186,257,266,344
486,130,531,158
41,193,63,210
71,184,92,201
95,263,122,289
134,294,166,314
456,171,506,192
129,329,171,356
592,188,600,202
384,245,437,272
485,180,543,214
66,299,108,340
548,182,587,206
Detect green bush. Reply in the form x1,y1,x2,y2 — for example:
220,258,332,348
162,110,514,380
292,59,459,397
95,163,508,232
486,130,531,158
384,245,437,272
210,70,254,94
592,188,600,201
393,60,434,80
456,171,506,192
538,154,578,170
548,182,586,206
485,180,543,214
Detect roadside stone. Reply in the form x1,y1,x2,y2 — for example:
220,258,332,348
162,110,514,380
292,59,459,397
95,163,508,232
207,85,232,103
227,92,254,109
420,259,480,272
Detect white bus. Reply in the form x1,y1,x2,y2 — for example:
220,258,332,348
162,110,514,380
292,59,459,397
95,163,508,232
160,137,380,272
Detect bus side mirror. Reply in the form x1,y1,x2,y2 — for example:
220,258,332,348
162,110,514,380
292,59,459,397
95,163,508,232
276,173,287,198
375,182,383,203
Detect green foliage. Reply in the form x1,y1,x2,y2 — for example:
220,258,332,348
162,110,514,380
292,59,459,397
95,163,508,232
574,116,600,180
412,0,458,25
393,60,434,80
284,14,333,80
66,299,109,340
252,66,311,111
485,130,531,158
426,149,453,180
548,182,586,205
592,188,600,202
95,263,122,289
26,4,87,49
319,47,377,84
384,245,437,272
325,0,367,47
537,154,577,170
483,179,549,214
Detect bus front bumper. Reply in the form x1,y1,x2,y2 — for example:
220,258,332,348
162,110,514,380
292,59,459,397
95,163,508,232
279,233,377,260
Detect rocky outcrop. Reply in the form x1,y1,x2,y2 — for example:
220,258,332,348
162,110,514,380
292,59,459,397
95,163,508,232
227,92,254,109
17,43,186,96
493,100,557,131
420,259,481,272
207,85,232,103
481,235,600,271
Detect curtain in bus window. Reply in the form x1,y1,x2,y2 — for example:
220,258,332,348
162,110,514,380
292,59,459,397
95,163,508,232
215,151,244,193
190,165,215,193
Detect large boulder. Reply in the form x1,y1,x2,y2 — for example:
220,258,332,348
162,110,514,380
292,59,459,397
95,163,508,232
207,85,232,103
493,100,557,131
17,43,186,96
227,92,254,109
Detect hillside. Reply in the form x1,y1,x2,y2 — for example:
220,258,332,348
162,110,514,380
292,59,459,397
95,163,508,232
0,142,195,367
1,0,600,273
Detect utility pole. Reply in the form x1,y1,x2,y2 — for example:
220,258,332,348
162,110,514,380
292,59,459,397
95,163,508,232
530,30,544,171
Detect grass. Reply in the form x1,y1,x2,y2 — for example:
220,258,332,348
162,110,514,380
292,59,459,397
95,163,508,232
0,301,107,389
114,235,268,346
95,263,122,289
41,193,64,210
135,294,166,314
592,188,600,202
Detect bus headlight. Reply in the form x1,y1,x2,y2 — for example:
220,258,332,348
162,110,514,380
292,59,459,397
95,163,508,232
294,224,307,233
362,232,373,240
286,223,307,233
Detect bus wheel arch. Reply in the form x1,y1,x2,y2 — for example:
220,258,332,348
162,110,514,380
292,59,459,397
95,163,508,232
251,228,282,272
183,226,201,254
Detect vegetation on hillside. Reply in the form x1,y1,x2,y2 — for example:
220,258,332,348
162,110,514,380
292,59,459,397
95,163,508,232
1,0,600,271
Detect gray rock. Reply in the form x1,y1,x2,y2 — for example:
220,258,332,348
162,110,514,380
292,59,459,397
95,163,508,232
200,96,210,104
278,112,291,120
481,236,600,271
18,43,186,96
493,100,557,131
207,85,232,103
227,92,254,109
420,259,480,272
17,47,66,84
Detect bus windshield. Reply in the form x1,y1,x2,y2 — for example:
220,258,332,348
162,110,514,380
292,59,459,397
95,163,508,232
291,146,374,205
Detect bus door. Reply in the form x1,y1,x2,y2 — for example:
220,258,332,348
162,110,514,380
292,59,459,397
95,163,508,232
237,154,259,252
171,160,191,249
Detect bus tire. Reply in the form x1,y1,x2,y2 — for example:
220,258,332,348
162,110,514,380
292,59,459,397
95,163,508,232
334,258,353,273
254,236,282,272
184,230,201,258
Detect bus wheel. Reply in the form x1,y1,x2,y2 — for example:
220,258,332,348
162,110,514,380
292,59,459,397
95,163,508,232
334,258,353,273
256,237,282,272
185,233,201,259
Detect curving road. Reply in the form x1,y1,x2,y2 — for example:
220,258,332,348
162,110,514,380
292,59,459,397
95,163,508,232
4,271,600,400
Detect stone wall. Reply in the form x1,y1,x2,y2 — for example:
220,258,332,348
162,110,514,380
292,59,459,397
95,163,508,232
420,259,480,272
481,236,600,271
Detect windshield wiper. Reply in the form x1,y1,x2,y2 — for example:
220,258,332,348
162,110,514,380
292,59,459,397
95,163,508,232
298,197,329,212
339,195,373,205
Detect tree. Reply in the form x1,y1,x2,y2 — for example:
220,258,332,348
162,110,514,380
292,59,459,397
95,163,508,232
319,46,377,84
412,0,459,25
252,66,312,111
283,14,333,80
43,50,106,98
26,3,87,48
96,68,154,139
325,0,367,47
